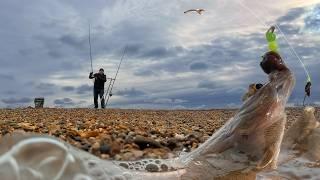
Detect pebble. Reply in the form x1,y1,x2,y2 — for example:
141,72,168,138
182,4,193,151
100,144,111,154
146,164,159,172
151,135,157,139
72,136,82,142
133,136,163,149
122,152,134,161
92,142,100,151
118,133,126,139
166,138,179,150
192,126,200,131
128,131,135,137
174,133,185,141
114,154,122,161
59,135,66,140
73,142,82,149
81,144,91,152
131,150,144,159
160,164,169,171
101,154,110,159
88,137,96,144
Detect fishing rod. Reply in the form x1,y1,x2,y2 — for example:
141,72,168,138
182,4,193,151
104,45,128,107
89,23,93,72
237,0,312,106
104,78,113,103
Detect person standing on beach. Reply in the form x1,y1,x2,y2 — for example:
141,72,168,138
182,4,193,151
89,68,107,109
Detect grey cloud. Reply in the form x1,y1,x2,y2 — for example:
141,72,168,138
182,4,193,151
126,44,142,56
0,74,14,80
190,62,208,71
2,97,32,104
146,98,187,104
48,50,64,58
33,35,61,50
77,84,92,94
55,75,83,80
277,24,300,34
140,47,176,59
304,5,320,32
275,6,314,34
54,98,75,105
62,86,75,91
18,49,32,56
174,90,244,108
79,100,87,104
33,34,87,63
41,91,55,96
3,90,16,95
59,61,82,69
134,70,157,76
198,80,218,89
59,34,86,49
141,33,266,74
277,7,305,22
117,88,146,97
36,83,56,90
112,88,244,109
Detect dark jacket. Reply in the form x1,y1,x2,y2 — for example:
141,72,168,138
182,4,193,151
89,73,107,89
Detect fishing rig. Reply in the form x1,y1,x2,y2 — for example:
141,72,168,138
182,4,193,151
237,0,312,106
104,46,127,107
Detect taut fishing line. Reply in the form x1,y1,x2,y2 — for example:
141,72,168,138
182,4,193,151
237,0,312,105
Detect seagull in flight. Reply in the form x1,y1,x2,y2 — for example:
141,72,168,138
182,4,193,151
184,9,205,15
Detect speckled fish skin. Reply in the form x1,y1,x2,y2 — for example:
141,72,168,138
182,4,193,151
257,106,320,180
0,69,295,180
178,69,295,179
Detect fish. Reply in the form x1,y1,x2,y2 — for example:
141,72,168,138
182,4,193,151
0,68,295,180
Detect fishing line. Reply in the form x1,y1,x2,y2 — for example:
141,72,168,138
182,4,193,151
274,23,311,82
237,0,311,83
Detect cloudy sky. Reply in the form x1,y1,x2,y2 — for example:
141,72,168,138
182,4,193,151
0,0,319,109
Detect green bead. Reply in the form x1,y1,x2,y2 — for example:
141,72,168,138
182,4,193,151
266,31,276,42
268,41,278,52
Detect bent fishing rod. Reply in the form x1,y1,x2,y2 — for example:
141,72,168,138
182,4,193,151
104,45,128,107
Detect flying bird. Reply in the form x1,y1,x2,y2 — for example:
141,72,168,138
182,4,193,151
184,9,205,15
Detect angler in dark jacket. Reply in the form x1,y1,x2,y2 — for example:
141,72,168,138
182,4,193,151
89,68,107,108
